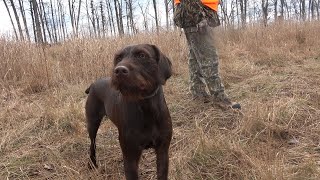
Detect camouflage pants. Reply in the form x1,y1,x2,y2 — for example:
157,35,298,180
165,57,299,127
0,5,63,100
184,24,225,98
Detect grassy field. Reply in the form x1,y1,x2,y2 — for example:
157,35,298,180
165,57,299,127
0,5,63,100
1,22,320,179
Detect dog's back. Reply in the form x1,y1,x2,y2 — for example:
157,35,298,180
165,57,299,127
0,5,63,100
85,78,119,121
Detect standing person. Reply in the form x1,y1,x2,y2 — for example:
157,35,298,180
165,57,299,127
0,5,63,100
174,0,241,109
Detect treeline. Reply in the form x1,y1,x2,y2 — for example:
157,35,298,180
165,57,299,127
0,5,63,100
3,0,174,43
2,0,320,44
220,0,320,27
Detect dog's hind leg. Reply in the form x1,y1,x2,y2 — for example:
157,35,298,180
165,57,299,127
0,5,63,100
85,93,105,168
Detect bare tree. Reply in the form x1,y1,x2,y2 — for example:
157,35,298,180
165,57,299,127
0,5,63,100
239,0,248,27
114,0,120,35
219,0,229,27
105,0,116,36
9,0,24,40
273,0,278,20
164,0,169,30
152,0,159,33
30,0,43,43
279,0,288,18
90,0,97,36
3,0,320,42
49,0,58,42
100,1,107,37
86,0,92,37
299,0,306,20
76,0,82,36
318,0,320,20
68,0,82,37
220,0,238,27
18,0,30,41
57,0,67,41
3,0,18,40
68,0,76,36
262,0,269,26
96,7,101,38
309,0,315,20
138,2,149,31
126,0,136,34
114,0,124,35
171,0,175,14
39,0,48,43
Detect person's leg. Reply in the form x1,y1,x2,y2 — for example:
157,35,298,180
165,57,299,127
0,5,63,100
187,47,208,98
184,25,241,109
185,26,225,95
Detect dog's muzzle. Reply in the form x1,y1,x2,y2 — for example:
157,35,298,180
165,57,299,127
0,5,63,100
114,66,129,77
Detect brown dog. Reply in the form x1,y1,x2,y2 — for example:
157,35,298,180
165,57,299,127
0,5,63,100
85,44,172,180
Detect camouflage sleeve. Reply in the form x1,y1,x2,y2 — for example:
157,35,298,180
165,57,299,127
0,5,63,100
204,7,221,27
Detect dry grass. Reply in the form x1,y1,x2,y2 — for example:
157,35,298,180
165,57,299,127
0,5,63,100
1,22,320,179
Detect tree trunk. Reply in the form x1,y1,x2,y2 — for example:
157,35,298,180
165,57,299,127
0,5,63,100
86,0,92,37
164,0,169,30
118,0,124,35
152,0,159,33
138,2,148,31
68,0,76,36
299,0,306,21
106,0,115,36
91,0,97,37
76,0,82,37
274,0,278,21
114,0,124,35
9,0,24,40
317,0,320,20
127,0,136,34
280,0,286,18
18,0,30,41
262,0,269,26
29,0,37,42
31,0,43,44
219,0,229,27
3,0,18,40
50,0,58,42
39,0,48,44
96,12,101,38
58,1,67,41
100,1,106,37
239,0,248,28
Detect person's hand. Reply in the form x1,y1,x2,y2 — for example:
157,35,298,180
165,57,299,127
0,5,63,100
197,19,208,33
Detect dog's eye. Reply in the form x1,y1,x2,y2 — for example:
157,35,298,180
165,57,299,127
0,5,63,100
115,56,122,63
137,53,146,59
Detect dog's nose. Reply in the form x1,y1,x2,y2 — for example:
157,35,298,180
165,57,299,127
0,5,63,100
114,66,129,76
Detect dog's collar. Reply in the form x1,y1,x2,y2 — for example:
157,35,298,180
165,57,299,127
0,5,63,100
143,86,160,99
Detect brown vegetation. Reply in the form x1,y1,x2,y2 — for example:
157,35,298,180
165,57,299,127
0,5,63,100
1,22,320,179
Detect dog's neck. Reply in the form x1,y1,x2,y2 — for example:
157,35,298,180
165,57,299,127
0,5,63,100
139,86,164,122
118,87,162,106
142,86,160,99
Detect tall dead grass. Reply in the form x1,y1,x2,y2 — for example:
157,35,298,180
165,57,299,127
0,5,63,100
1,22,320,179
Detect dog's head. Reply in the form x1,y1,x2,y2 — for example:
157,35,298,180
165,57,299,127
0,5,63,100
111,44,172,99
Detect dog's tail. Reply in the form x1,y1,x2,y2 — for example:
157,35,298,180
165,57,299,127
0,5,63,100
85,86,91,94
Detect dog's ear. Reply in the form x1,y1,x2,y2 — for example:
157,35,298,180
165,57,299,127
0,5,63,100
150,45,172,85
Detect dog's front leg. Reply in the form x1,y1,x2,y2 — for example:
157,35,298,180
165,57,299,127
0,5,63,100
122,147,142,180
155,145,169,180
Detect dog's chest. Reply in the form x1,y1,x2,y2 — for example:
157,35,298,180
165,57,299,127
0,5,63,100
123,103,163,149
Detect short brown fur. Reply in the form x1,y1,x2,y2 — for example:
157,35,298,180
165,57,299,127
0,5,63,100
85,44,172,180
